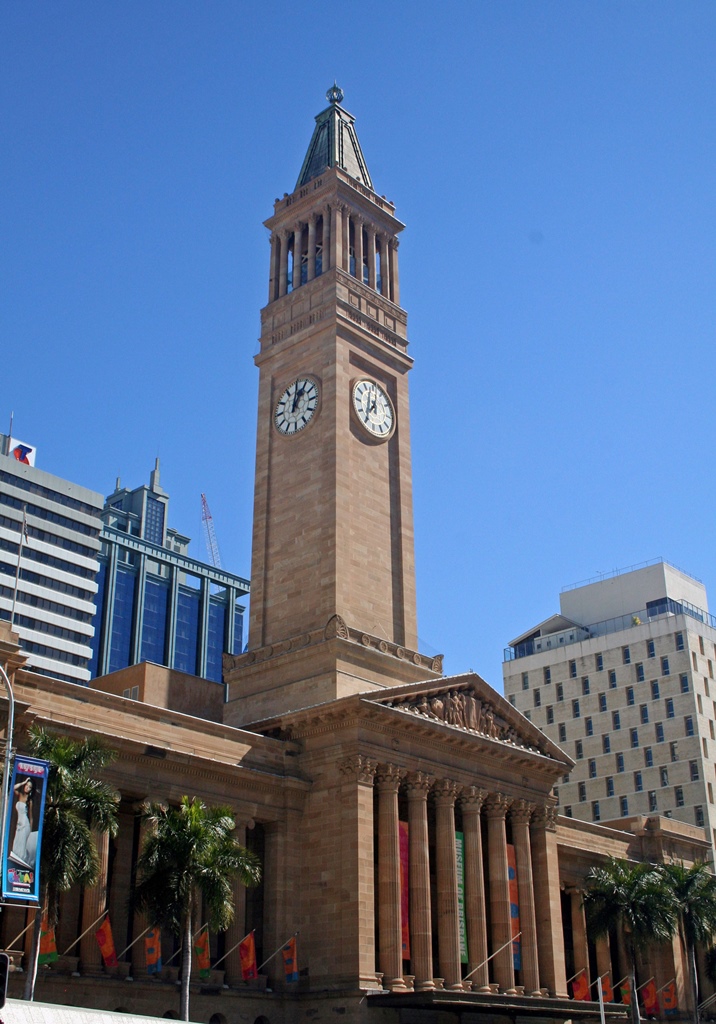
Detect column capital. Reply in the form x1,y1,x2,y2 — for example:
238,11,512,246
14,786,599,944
405,771,434,797
483,792,513,819
309,211,318,225
338,754,377,785
531,802,558,832
281,227,292,241
389,237,400,250
460,785,487,813
294,220,303,233
375,763,405,792
511,799,536,824
432,778,462,805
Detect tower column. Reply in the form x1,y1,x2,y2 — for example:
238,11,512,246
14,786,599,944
355,216,364,283
330,204,342,271
461,787,489,991
511,800,541,995
390,239,400,304
343,210,351,272
279,229,290,297
376,764,406,992
530,804,567,996
434,779,463,991
485,792,515,992
307,214,317,281
405,772,435,992
322,207,331,270
268,232,280,302
292,222,303,290
380,234,391,298
367,227,377,289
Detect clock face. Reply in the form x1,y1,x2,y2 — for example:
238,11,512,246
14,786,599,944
274,377,319,436
352,379,395,440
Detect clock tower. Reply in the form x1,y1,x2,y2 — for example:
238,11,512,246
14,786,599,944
224,87,441,727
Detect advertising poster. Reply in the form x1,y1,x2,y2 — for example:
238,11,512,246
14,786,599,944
2,755,50,902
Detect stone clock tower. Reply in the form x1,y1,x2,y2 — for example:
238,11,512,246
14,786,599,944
224,87,441,727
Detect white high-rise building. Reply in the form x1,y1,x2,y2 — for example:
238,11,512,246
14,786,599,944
504,560,716,856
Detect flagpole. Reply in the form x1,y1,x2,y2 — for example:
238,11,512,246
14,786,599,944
61,909,110,956
116,923,155,961
598,975,607,1024
257,930,300,973
657,978,676,994
162,922,208,968
566,967,587,984
4,917,37,952
637,977,655,992
463,931,522,982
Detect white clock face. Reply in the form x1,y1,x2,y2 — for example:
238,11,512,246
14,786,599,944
352,379,395,439
274,377,319,436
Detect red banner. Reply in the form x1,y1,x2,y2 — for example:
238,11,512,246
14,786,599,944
38,914,58,965
641,979,659,1016
282,935,298,982
239,931,258,980
399,821,410,959
95,916,118,967
601,975,614,1002
194,927,211,980
572,970,590,1001
663,980,678,1015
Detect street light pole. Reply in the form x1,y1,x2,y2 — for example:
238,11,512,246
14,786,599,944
0,661,15,873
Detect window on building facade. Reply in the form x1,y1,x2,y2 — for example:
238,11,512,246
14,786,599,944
596,653,604,671
711,722,715,741
534,689,541,707
636,663,645,682
634,770,643,792
543,666,551,684
621,796,630,816
623,647,631,665
670,740,679,762
522,672,529,689
631,728,639,748
693,652,699,670
648,791,657,812
655,722,665,742
569,660,577,678
558,723,566,742
565,805,573,817
675,786,685,807
599,692,607,712
690,760,700,781
644,747,654,767
626,686,635,706
666,698,675,718
709,783,714,803
706,678,711,697
588,758,597,778
603,735,611,754
612,710,621,730
660,767,669,787
648,639,656,658
509,694,516,706
640,704,649,724
616,752,625,772
662,656,671,676
609,669,617,688
556,682,564,701
704,737,709,757
685,716,695,736
524,710,531,721
675,632,684,651
546,705,554,724
698,694,703,715
700,636,706,656
575,740,583,759
585,717,594,737
696,806,705,827
606,776,615,797
578,782,586,801
582,677,590,695
651,680,660,699
592,801,601,822
681,673,690,693
573,699,581,719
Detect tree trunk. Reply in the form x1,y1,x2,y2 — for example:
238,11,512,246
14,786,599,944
629,946,641,1024
22,904,43,1001
180,914,192,1021
688,940,699,1024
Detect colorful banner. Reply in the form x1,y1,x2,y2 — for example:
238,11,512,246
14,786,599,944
2,756,50,902
641,979,659,1016
601,974,614,1002
95,916,118,967
399,821,410,959
282,935,298,983
194,927,211,979
572,970,590,1001
620,979,632,1005
663,980,678,1015
239,931,258,980
38,914,58,965
506,843,521,970
455,831,468,964
145,927,162,974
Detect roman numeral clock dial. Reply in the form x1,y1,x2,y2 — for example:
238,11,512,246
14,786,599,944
274,377,319,436
352,378,395,440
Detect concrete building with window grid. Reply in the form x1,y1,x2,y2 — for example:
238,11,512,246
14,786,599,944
0,433,103,685
504,560,716,855
89,460,250,682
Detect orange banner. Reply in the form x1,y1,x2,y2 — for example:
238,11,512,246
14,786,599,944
145,927,162,974
38,914,58,965
572,970,590,1001
663,980,678,1015
95,916,118,967
399,821,410,959
239,931,258,980
620,979,632,1005
601,975,614,1002
194,927,211,980
282,935,298,982
641,979,659,1016
506,843,521,970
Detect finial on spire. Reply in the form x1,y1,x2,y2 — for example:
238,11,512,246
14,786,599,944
326,82,344,105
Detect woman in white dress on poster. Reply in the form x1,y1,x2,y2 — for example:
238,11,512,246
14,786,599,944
10,777,38,869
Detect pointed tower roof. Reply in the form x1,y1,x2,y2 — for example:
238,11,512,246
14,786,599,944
295,85,373,191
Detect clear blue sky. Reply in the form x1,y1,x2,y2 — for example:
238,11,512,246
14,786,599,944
3,2,715,689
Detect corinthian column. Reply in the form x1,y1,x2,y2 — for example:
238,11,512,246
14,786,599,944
405,772,435,991
80,829,110,975
223,821,248,986
460,787,489,991
375,764,407,991
484,792,514,992
511,800,540,995
434,778,463,991
389,239,400,304
530,804,567,996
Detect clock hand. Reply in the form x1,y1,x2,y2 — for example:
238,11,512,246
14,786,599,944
292,382,306,412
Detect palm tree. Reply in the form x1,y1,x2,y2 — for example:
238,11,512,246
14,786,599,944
660,862,716,1024
133,796,261,1022
584,858,677,1024
22,726,119,1001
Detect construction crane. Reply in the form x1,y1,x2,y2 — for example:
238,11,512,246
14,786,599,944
200,493,223,569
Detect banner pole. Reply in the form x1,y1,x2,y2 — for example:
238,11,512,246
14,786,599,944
257,930,299,973
463,931,522,982
61,909,109,956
